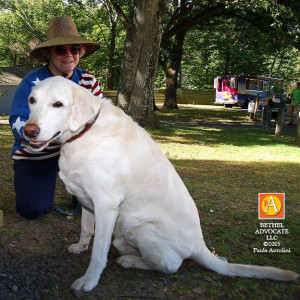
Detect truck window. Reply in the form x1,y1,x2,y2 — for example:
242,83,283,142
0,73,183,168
230,77,236,88
214,78,222,92
246,79,263,91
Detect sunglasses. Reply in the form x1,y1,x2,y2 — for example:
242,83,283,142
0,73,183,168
53,45,82,56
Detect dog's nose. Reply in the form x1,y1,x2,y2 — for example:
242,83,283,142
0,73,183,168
24,123,40,138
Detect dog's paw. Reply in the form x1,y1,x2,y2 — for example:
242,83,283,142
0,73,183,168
68,243,88,254
116,255,151,271
116,256,132,269
71,274,98,293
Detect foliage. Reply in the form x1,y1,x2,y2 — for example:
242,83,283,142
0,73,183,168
0,0,299,92
158,0,300,91
0,88,8,98
181,16,300,90
0,0,69,66
66,0,127,89
0,0,126,89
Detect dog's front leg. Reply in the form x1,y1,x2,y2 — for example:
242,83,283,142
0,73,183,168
71,201,119,293
68,206,94,254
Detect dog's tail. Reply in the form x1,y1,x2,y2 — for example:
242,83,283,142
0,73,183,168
193,246,299,281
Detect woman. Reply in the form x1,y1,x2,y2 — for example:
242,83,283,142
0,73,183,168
9,16,102,219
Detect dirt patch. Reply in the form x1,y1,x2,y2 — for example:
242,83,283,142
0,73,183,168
1,209,299,300
1,211,192,300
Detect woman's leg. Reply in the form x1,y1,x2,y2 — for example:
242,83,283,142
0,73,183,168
14,156,59,220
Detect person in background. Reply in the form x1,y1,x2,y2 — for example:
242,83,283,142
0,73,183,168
288,82,300,126
9,16,102,220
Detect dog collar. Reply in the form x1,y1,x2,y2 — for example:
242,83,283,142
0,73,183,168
66,110,100,144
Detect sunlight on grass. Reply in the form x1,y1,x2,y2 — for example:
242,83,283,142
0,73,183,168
157,142,299,163
148,125,300,163
153,105,300,163
0,127,12,135
157,105,251,123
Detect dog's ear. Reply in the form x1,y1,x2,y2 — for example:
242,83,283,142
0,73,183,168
69,86,99,132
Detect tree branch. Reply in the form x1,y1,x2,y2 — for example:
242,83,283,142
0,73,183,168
5,0,43,40
111,1,128,30
161,3,224,44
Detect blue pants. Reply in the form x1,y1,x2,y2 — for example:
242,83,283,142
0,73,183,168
13,156,59,220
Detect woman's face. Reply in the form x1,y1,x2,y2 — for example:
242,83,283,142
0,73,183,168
48,45,81,78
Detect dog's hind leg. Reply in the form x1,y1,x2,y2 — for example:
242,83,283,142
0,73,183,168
116,223,183,274
68,207,94,254
113,236,140,256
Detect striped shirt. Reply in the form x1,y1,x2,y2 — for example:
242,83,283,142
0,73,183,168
9,66,102,160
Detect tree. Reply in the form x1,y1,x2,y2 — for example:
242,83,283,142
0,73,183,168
1,0,299,127
115,0,168,127
104,1,119,90
0,0,127,89
0,0,53,66
180,17,299,90
69,0,124,90
159,1,224,109
159,0,300,109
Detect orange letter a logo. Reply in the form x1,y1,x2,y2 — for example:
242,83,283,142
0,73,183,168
258,193,285,219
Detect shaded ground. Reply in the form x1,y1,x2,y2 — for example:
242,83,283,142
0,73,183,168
2,202,299,300
0,212,185,300
161,112,297,133
1,107,297,133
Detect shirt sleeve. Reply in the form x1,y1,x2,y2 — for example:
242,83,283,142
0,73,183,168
291,89,294,97
9,79,31,142
79,72,103,98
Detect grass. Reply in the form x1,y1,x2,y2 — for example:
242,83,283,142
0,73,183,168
152,106,300,298
0,105,299,299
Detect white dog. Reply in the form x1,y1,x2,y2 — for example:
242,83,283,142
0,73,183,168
23,77,299,293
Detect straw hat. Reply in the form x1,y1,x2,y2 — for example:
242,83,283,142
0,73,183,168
29,16,99,62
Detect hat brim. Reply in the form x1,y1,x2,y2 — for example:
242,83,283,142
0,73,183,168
30,36,100,62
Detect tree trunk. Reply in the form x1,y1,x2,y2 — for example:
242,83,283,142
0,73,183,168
162,31,185,109
159,3,224,110
116,0,167,127
107,21,116,90
275,106,285,137
163,67,179,109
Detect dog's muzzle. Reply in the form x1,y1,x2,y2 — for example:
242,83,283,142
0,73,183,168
28,131,61,149
23,123,61,150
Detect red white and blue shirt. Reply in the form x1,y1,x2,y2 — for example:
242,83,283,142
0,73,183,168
9,66,102,160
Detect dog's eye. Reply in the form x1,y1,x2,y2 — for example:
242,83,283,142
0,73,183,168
29,97,36,105
53,101,64,108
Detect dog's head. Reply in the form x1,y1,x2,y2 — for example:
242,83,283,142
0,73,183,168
23,76,101,151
